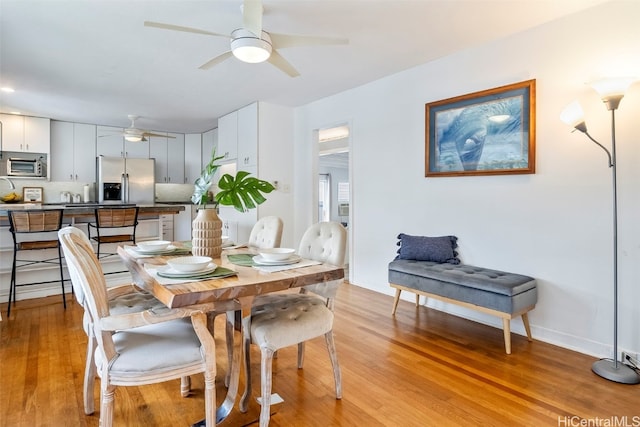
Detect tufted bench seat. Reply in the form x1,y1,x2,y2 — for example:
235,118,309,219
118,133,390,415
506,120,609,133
389,259,537,354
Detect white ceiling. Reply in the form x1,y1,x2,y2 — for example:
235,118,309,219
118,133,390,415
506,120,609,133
0,0,607,134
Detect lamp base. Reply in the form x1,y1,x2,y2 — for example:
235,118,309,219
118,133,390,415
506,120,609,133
592,359,640,384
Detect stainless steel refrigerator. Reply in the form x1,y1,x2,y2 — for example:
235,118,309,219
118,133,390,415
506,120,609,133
96,156,155,204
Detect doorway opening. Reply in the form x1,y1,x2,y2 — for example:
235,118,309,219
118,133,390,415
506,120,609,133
317,124,350,277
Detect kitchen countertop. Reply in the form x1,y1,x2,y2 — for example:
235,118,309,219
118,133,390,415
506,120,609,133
0,202,185,220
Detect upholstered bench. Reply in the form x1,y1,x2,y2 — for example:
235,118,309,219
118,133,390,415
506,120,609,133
389,259,537,354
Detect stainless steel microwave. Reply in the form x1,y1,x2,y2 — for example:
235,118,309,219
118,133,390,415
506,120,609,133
2,157,46,177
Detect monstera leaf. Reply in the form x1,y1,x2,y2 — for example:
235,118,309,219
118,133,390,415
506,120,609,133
191,150,226,205
215,171,275,212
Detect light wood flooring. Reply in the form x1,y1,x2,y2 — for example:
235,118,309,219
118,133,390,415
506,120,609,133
1,283,639,426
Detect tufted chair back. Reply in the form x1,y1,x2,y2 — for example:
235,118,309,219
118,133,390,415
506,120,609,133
297,221,347,305
247,216,283,249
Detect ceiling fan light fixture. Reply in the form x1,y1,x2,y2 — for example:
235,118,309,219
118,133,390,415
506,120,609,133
231,29,272,63
125,134,143,142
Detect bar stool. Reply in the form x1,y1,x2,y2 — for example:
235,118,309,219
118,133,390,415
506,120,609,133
7,209,66,317
87,207,139,259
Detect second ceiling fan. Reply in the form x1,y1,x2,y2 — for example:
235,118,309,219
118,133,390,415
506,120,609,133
144,0,348,77
102,115,175,142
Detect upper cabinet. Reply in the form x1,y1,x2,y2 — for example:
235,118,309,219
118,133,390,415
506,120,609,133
217,103,257,167
184,133,202,184
150,133,185,183
96,125,149,158
217,111,237,162
201,128,217,171
237,102,258,168
0,114,50,153
50,121,96,182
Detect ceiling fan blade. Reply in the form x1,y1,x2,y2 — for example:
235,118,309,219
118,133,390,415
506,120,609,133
144,21,229,38
270,33,348,49
143,132,176,139
267,49,300,78
243,0,263,37
199,51,234,70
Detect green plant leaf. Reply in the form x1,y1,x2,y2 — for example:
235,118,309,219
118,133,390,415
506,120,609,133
215,171,275,212
192,149,225,205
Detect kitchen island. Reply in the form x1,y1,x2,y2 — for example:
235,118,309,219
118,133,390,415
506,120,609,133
0,202,185,220
0,203,188,309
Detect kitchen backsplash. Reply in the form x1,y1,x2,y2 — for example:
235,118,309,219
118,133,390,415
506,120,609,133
0,178,195,204
154,183,194,203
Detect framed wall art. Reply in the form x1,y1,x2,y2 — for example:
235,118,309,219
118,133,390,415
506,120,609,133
425,79,536,177
23,186,43,203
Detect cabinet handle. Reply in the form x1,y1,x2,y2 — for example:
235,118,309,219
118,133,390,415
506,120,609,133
70,174,73,180
75,174,78,181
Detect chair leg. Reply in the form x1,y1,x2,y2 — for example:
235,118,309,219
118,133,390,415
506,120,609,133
8,250,17,317
297,342,305,369
84,336,97,415
259,348,275,427
324,330,342,399
180,376,191,397
100,382,116,427
58,245,66,309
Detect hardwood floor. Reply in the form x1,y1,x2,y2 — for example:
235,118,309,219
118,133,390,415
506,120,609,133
1,283,638,426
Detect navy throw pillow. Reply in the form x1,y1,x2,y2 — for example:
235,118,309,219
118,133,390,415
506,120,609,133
396,233,460,264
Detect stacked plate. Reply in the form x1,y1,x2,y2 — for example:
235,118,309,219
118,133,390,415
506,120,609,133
133,240,177,255
158,256,217,278
254,248,300,266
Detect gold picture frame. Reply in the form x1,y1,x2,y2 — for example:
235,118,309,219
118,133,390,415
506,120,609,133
23,186,44,203
425,79,536,177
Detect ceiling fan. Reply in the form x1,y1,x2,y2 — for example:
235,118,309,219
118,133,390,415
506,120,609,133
144,0,348,77
101,115,175,142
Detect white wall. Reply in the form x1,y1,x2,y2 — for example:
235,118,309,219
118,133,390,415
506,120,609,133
292,1,640,358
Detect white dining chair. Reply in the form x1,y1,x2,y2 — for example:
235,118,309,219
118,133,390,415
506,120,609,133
58,226,217,427
220,216,285,385
247,216,283,249
243,221,347,426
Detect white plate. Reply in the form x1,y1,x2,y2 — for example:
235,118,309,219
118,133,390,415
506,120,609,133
133,244,177,255
253,254,301,266
157,263,218,278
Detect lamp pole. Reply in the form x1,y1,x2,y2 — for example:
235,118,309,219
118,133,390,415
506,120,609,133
561,79,639,384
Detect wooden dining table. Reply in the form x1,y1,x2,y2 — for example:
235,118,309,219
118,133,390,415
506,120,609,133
116,245,344,426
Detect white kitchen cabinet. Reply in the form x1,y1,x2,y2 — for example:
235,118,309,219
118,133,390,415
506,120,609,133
184,133,202,184
237,102,258,167
160,214,174,241
96,125,149,158
150,133,185,183
51,121,96,182
167,133,185,183
217,111,237,162
173,205,193,242
201,128,217,170
0,114,50,153
96,126,125,157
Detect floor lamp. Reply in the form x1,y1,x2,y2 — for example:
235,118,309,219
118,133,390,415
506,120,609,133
560,77,640,384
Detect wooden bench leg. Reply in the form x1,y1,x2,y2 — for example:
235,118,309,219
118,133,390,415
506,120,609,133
391,288,401,315
502,318,511,355
415,294,420,307
522,312,533,341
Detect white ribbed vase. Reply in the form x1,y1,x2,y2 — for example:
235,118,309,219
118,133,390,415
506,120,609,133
191,207,223,258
